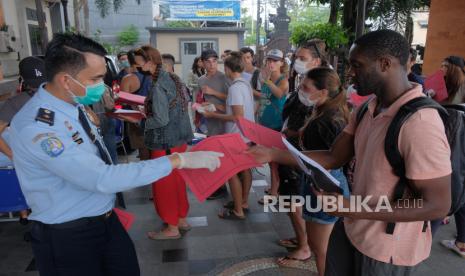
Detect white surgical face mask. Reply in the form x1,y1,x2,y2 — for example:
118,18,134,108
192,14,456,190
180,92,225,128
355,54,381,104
294,59,310,75
298,89,315,107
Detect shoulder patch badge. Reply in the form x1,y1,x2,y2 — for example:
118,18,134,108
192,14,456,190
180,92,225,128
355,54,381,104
32,132,56,143
40,137,64,157
35,108,55,126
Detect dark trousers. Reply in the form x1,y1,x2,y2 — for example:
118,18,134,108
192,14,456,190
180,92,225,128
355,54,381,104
30,212,140,276
325,220,416,276
430,202,465,240
456,203,465,243
101,118,118,164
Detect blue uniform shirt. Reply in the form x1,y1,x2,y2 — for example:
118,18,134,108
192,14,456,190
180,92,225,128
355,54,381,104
9,85,173,224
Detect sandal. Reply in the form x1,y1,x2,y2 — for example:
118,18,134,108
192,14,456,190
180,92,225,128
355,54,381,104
147,231,181,240
277,255,311,268
223,201,250,212
278,238,298,248
264,187,271,195
441,240,465,258
218,208,245,220
258,195,277,205
178,225,192,232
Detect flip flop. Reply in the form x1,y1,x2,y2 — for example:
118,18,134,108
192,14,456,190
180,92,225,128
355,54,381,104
147,231,181,240
258,195,278,205
218,208,245,220
223,201,250,212
277,255,311,268
441,240,465,258
179,225,192,232
264,187,271,195
278,238,299,248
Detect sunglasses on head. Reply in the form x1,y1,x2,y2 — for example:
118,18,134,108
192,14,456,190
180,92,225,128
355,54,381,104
303,42,321,58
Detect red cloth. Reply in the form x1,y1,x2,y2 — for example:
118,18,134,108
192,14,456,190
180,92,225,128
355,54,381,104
116,91,146,105
113,208,135,231
178,133,260,202
151,144,189,226
424,70,448,102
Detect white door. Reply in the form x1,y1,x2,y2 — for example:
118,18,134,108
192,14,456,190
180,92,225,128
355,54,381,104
180,40,217,81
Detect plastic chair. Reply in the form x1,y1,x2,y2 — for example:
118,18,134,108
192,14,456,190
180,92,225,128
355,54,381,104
115,119,129,163
0,168,28,222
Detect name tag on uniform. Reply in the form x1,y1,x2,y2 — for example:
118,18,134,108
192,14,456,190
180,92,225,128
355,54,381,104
35,108,55,126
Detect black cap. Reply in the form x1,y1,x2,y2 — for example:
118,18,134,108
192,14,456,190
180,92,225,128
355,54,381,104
201,49,218,60
19,56,46,88
445,56,465,71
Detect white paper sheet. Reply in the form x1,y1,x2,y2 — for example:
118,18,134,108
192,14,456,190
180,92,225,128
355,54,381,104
282,137,341,188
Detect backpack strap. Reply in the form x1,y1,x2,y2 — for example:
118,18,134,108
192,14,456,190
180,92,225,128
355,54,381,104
356,100,371,126
384,96,446,234
251,69,260,91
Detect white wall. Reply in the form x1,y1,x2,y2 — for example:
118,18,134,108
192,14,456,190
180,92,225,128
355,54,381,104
1,0,22,77
0,0,75,78
412,11,429,47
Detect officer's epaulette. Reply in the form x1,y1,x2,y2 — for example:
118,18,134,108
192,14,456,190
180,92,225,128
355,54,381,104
35,108,55,126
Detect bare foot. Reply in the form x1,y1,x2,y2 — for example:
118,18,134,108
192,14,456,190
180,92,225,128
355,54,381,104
160,226,180,237
147,227,181,240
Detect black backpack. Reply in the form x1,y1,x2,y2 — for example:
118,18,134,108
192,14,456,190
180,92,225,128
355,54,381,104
357,97,465,234
251,69,261,91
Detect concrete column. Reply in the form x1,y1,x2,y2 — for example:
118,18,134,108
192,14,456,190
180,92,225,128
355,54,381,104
423,0,465,75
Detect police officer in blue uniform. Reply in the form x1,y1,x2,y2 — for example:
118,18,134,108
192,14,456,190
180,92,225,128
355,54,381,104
9,33,223,276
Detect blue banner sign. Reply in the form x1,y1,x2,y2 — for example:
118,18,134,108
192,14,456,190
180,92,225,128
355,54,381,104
159,1,241,21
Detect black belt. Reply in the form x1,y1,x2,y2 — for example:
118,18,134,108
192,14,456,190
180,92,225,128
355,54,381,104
33,210,113,230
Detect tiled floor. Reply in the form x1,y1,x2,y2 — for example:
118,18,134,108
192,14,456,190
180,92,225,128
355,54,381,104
1,161,465,275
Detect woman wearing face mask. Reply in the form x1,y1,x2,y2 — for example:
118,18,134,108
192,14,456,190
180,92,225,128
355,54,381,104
120,50,153,97
134,46,194,240
116,52,133,82
276,39,330,266
270,68,350,275
120,50,153,161
296,68,350,275
293,39,329,87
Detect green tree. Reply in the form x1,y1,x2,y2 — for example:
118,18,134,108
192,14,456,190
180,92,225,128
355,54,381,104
290,22,349,51
93,29,121,54
94,0,141,18
301,0,430,41
117,25,139,46
368,0,430,31
241,7,265,46
299,0,340,25
288,5,330,30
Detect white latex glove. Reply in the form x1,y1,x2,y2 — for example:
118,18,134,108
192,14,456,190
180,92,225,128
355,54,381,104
195,104,216,114
175,151,224,172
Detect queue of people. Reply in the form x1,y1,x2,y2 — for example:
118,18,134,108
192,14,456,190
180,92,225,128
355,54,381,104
0,29,464,276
